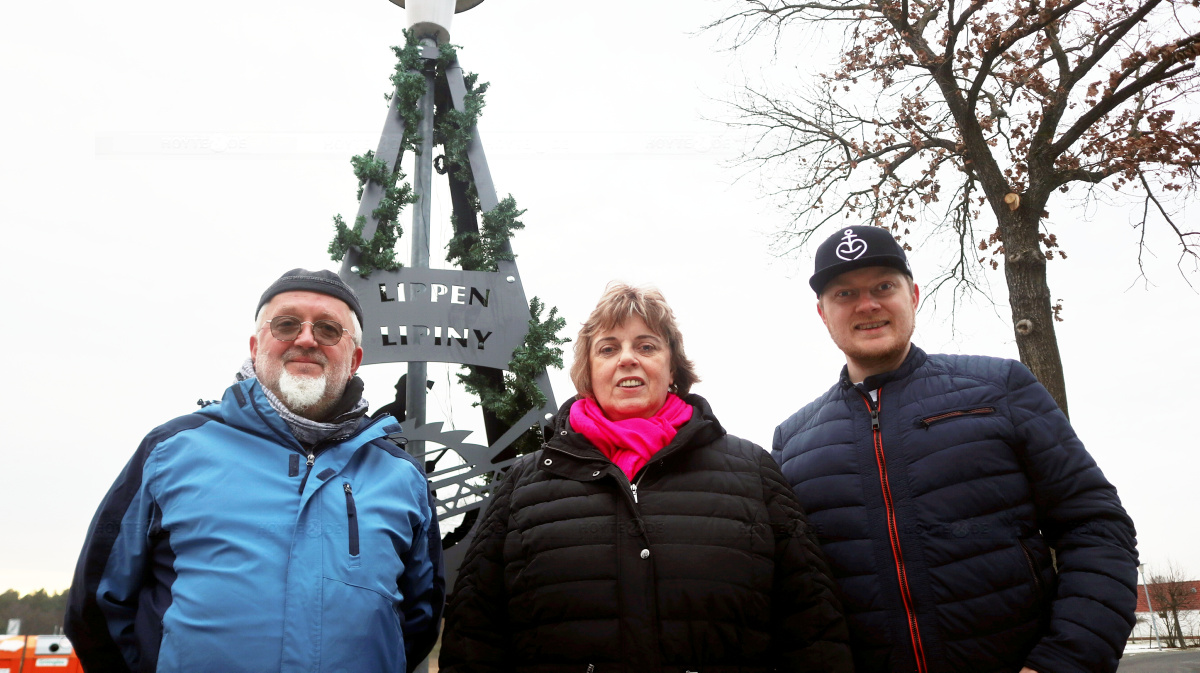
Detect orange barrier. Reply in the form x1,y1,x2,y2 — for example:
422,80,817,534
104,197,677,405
0,635,81,673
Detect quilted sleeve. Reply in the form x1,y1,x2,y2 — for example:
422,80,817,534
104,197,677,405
438,466,519,673
759,449,855,673
1005,362,1139,673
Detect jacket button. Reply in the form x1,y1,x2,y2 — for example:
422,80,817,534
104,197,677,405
592,470,601,476
640,549,650,559
559,430,568,436
543,458,552,466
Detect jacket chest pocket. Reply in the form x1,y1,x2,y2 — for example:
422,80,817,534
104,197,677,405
320,480,413,600
344,482,361,563
917,406,996,428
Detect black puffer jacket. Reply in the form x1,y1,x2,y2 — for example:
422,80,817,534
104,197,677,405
440,394,854,673
774,346,1138,673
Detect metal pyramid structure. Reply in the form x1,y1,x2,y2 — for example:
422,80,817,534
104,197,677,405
337,38,557,589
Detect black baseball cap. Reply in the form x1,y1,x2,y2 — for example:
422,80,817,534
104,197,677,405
257,268,365,327
809,226,912,294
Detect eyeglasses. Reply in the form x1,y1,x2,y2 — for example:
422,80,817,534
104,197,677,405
266,316,350,346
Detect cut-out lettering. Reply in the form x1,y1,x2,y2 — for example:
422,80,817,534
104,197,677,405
379,326,408,346
378,325,492,350
447,327,469,347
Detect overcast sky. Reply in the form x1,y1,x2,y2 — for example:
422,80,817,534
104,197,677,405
2,0,1197,596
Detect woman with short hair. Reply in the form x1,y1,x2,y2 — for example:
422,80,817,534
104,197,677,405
440,283,853,673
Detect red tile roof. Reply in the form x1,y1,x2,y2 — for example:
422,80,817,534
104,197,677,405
1135,581,1200,612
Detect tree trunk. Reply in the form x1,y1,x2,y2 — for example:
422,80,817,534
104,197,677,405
1000,209,1070,418
944,88,1071,418
1158,610,1179,647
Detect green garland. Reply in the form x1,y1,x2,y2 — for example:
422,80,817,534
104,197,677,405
458,298,567,441
329,34,569,449
390,32,477,154
445,195,523,271
327,149,416,277
387,31,431,154
448,194,566,440
456,297,568,455
435,51,489,188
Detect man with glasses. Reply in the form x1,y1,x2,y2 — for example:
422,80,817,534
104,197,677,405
773,227,1138,673
65,269,444,673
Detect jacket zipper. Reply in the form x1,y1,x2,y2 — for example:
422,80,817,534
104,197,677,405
860,390,928,673
344,483,360,556
919,406,996,427
630,469,649,504
288,421,362,494
292,432,352,494
297,451,315,494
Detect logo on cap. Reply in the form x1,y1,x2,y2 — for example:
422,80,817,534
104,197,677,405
835,229,868,261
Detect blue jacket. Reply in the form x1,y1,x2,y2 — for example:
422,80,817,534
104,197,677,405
773,346,1137,673
65,377,444,673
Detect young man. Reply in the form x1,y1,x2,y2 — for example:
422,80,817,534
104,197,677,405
774,226,1138,673
65,269,444,673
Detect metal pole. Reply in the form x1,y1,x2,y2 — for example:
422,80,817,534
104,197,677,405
405,38,438,447
1140,564,1163,650
405,37,438,673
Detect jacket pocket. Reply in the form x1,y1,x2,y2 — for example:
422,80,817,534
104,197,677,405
344,482,360,558
918,406,996,428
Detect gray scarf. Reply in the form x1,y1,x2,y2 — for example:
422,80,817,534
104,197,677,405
237,358,370,447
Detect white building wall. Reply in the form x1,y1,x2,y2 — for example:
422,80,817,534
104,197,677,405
1130,609,1200,645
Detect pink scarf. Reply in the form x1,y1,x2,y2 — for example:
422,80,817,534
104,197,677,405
569,394,693,481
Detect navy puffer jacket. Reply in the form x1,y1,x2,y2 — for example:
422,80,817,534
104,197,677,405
773,346,1138,673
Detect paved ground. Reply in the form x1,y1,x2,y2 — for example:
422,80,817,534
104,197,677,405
1119,649,1200,672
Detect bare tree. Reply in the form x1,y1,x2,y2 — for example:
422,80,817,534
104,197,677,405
710,0,1200,415
1147,560,1196,648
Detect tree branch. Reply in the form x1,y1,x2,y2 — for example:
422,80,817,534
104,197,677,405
1051,54,1200,157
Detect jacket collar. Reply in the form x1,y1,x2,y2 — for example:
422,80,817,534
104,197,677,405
839,343,928,392
233,358,371,448
200,377,380,452
541,393,725,480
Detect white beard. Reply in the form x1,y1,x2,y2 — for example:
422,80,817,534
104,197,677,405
276,368,328,412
